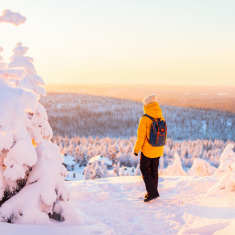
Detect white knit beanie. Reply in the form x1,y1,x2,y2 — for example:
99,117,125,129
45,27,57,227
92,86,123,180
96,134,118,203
143,94,158,105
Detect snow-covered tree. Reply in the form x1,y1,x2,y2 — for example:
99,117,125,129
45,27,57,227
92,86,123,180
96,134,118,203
0,13,70,223
9,42,46,96
209,144,235,193
162,152,187,176
83,155,112,179
189,158,216,176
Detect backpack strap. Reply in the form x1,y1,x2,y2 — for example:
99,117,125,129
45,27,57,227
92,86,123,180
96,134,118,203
143,114,156,121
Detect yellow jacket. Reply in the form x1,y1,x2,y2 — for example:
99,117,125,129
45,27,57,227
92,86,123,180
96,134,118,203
134,102,165,158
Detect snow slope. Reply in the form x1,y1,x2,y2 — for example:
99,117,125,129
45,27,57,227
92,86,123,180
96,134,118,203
1,176,234,235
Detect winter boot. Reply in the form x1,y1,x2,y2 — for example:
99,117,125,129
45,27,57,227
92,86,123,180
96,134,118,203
144,193,149,199
144,194,159,202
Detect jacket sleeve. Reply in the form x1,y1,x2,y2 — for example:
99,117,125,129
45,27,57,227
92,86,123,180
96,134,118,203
134,116,147,155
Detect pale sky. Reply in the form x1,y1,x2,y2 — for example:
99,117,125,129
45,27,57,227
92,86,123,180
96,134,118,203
0,0,235,86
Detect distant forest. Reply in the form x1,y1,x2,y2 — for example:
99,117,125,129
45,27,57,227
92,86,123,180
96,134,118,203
41,93,235,141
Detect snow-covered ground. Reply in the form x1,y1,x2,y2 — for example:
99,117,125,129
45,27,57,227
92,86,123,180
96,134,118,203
1,175,235,235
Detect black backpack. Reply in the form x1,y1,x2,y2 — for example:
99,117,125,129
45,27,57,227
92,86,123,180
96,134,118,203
143,114,167,147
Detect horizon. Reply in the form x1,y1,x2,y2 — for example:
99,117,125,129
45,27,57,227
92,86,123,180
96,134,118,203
45,82,235,89
45,82,235,114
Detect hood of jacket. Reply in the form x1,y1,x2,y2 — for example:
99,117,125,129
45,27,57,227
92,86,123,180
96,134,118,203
143,102,163,119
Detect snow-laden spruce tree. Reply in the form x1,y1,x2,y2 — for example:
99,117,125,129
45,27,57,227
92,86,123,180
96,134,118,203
209,144,235,193
84,155,112,179
162,152,187,176
0,13,71,223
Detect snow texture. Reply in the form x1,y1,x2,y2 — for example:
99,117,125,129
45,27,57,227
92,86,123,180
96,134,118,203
2,175,235,235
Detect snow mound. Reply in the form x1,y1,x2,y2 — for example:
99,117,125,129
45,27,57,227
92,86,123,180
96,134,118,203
189,158,216,176
214,221,235,235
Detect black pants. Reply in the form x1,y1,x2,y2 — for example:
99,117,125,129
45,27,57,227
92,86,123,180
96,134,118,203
140,153,160,196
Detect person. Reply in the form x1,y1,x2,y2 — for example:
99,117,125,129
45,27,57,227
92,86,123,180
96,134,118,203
133,94,165,202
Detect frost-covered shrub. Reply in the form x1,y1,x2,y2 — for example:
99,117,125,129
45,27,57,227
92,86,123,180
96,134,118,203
83,155,112,179
55,135,232,173
113,161,120,176
0,21,70,223
55,134,235,179
119,166,136,176
135,161,141,176
57,135,235,180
